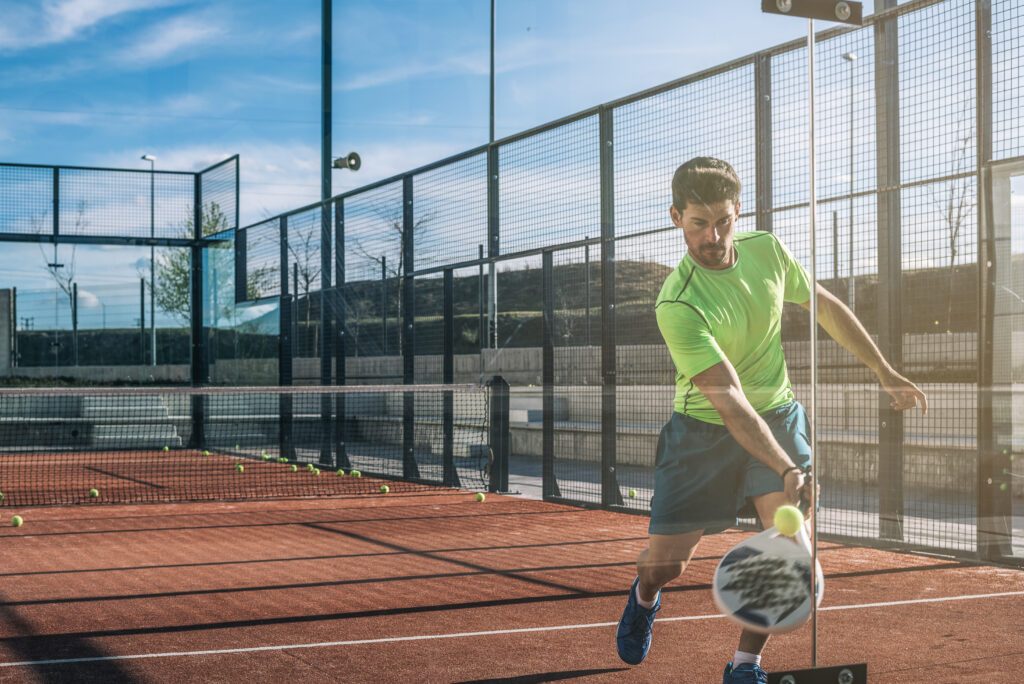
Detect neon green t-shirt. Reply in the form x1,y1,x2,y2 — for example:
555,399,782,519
655,231,812,424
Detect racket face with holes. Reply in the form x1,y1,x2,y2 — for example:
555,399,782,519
711,526,824,634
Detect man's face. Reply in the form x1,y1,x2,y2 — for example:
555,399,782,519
670,199,739,270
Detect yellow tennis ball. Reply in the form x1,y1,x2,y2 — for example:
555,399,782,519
202,450,210,457
475,492,485,502
628,489,637,498
89,488,99,498
313,468,320,476
0,492,5,501
306,463,315,471
380,484,389,493
336,469,346,476
163,445,169,452
351,470,361,478
235,463,244,473
290,464,298,472
773,505,804,536
11,515,23,527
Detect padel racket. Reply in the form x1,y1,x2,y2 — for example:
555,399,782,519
711,524,823,634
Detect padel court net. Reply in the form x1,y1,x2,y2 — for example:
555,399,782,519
0,383,500,506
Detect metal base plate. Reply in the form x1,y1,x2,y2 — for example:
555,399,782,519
768,663,867,684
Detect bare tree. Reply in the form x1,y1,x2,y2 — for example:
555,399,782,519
37,200,86,338
286,219,322,356
344,202,433,354
930,126,974,330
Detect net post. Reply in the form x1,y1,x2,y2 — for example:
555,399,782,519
443,269,459,488
488,375,510,493
541,250,560,499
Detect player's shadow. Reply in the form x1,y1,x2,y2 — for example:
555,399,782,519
452,668,630,683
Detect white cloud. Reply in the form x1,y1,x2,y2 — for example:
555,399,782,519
118,12,224,65
0,0,185,51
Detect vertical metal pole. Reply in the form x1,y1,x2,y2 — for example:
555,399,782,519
585,240,591,346
381,255,387,354
279,216,293,461
487,146,499,349
848,54,856,311
150,164,156,366
140,278,145,365
806,18,819,669
487,375,510,493
190,173,207,449
335,199,351,470
72,282,78,366
541,250,558,499
443,269,459,488
599,106,621,508
489,0,496,144
832,211,839,282
320,0,334,466
755,53,774,233
402,175,419,480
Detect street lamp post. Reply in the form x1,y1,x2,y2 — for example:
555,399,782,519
843,52,856,313
142,154,156,366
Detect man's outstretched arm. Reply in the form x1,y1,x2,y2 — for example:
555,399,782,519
798,283,928,414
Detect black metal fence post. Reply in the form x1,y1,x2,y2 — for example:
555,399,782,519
189,172,207,450
334,199,351,470
443,269,459,488
488,374,509,493
542,250,559,500
874,6,904,541
402,175,419,480
279,215,294,461
599,106,621,508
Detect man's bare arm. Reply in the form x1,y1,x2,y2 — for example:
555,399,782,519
799,284,928,414
691,360,807,503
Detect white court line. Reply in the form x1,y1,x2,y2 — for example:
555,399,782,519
1,590,1022,669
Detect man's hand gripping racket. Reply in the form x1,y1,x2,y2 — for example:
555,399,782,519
712,476,822,634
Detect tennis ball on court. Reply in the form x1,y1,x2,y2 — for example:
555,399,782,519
306,463,315,471
235,463,244,473
278,457,288,464
351,470,361,478
313,468,320,476
262,453,271,461
261,449,268,457
0,492,4,501
380,484,389,493
475,492,485,502
773,505,804,537
290,464,298,472
163,445,169,452
11,515,22,527
628,489,637,498
89,488,99,498
202,450,210,457
336,469,345,476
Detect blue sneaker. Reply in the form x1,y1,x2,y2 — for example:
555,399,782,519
616,577,660,665
722,662,768,684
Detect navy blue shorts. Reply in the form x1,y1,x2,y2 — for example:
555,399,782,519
648,401,811,536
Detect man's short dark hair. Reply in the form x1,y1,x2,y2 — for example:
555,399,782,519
671,157,741,211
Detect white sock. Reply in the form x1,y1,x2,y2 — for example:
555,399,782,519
634,582,658,609
732,650,761,667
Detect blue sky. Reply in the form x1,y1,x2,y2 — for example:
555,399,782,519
0,0,862,329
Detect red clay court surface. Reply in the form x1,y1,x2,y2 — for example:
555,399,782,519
0,492,1021,683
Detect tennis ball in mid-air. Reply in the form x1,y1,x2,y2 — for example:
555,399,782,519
628,489,637,498
89,488,99,498
380,484,389,493
350,470,361,478
773,505,804,537
235,463,244,473
475,492,485,502
290,464,298,472
11,515,22,527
